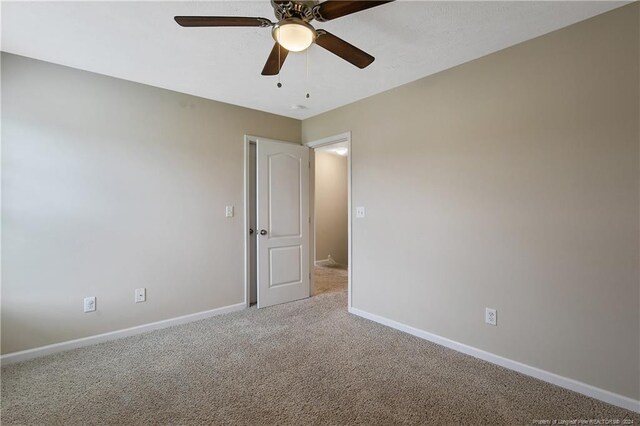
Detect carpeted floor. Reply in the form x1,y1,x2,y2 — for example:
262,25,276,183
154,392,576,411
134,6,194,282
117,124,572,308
313,264,348,295
2,289,638,425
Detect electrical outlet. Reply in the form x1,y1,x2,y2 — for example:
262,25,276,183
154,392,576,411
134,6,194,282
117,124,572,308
225,205,234,218
135,288,146,303
84,297,96,313
356,206,366,218
485,308,497,326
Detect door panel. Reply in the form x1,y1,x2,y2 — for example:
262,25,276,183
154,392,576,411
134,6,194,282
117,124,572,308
257,139,309,308
268,154,302,238
269,245,302,287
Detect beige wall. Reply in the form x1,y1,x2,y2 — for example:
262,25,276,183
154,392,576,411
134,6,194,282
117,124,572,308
2,2,638,403
315,151,348,265
303,4,640,400
1,53,301,354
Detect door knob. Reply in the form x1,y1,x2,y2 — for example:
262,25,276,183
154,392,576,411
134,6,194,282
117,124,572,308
249,228,254,235
260,229,268,236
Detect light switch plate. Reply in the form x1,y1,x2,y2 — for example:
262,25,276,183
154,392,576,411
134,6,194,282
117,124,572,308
84,296,96,313
356,206,366,218
225,205,234,218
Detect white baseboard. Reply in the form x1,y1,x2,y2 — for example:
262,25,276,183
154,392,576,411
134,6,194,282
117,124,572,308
1,302,246,365
315,256,345,267
348,307,640,414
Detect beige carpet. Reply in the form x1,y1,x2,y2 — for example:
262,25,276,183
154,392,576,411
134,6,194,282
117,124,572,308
313,264,347,295
2,291,638,425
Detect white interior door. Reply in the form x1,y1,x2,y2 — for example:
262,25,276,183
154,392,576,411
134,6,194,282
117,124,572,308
257,138,310,308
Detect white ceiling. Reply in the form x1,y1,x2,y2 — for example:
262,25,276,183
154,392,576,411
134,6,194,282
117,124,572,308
1,1,626,120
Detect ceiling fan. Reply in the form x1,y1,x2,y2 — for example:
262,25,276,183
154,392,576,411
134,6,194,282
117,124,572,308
174,1,394,76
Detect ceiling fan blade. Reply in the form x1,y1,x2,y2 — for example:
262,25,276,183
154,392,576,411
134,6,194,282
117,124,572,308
313,1,394,22
315,30,374,69
174,16,273,27
262,43,289,75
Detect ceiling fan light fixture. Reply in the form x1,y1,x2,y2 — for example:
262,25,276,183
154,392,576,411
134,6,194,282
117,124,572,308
272,19,316,52
176,0,394,75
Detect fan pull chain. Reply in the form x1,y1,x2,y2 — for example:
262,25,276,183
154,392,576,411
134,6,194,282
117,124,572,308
305,48,310,99
277,43,282,88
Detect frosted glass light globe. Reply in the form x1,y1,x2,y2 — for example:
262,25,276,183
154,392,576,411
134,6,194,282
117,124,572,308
273,21,316,52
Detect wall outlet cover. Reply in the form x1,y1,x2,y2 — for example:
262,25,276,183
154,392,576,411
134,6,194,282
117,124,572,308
135,288,146,303
485,307,497,326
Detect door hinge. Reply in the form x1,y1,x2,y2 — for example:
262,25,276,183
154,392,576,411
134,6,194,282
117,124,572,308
309,273,311,279
309,161,311,168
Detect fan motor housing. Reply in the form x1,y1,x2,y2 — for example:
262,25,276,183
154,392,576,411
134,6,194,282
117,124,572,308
272,0,318,22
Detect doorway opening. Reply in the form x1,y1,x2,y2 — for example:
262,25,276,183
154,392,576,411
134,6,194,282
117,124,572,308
244,133,351,309
306,132,352,307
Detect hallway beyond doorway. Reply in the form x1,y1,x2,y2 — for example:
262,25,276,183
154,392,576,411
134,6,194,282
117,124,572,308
313,264,347,296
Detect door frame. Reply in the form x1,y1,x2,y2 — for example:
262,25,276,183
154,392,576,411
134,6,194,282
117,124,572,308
304,132,352,309
243,133,352,309
243,135,306,308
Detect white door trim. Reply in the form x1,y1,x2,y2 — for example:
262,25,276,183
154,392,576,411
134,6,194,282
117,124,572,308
304,132,352,308
305,132,351,149
243,135,253,308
